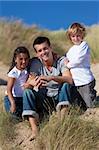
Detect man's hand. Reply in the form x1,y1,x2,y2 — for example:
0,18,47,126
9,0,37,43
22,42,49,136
39,76,51,87
40,75,52,82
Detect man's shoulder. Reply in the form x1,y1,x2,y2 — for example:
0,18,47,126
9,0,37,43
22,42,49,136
30,57,41,63
57,56,65,63
29,57,43,74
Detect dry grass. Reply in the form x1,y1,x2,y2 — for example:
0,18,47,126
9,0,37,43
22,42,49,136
0,87,20,150
34,109,99,150
0,19,99,65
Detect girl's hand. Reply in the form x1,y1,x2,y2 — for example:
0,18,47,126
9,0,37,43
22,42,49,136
10,101,16,113
23,82,33,89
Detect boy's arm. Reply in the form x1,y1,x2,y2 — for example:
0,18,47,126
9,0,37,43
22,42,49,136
66,42,89,69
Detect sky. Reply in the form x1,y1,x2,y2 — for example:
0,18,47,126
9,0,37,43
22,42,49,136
0,0,99,30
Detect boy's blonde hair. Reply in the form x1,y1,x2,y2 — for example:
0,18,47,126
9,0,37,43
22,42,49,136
66,22,86,41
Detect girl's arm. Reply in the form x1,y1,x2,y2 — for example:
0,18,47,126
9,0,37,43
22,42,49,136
7,77,16,113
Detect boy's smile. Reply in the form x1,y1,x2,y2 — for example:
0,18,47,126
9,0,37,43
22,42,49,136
70,33,83,45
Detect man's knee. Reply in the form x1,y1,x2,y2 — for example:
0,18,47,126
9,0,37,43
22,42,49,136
23,88,34,96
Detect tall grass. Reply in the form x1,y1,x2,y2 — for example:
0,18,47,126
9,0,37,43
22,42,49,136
85,25,99,63
34,109,99,150
0,112,18,150
0,87,19,149
0,19,99,65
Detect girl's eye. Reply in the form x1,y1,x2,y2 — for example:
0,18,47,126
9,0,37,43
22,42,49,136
20,58,23,60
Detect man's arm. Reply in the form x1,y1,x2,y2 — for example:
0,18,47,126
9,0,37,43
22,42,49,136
40,69,73,85
52,69,73,84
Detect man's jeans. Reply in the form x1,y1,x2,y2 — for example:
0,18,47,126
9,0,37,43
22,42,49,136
4,96,23,118
22,83,70,119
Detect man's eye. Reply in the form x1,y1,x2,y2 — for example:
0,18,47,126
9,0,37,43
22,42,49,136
38,49,42,52
43,47,47,50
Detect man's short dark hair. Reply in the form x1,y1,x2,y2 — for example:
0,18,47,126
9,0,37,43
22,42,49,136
33,36,51,51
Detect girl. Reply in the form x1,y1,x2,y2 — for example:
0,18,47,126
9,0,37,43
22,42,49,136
4,46,30,119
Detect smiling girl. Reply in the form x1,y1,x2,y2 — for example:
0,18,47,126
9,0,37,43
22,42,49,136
4,46,30,119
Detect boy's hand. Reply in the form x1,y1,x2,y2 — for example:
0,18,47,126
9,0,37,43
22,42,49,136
64,57,69,65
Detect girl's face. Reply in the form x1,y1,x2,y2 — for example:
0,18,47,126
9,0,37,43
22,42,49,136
15,53,29,70
70,33,83,45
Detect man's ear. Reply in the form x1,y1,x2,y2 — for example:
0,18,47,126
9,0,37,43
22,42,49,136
50,46,53,51
36,53,39,58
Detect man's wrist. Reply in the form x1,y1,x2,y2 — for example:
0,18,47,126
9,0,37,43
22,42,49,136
51,76,55,81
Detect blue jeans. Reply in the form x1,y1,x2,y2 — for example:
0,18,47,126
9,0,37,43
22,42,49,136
4,96,23,118
22,83,70,119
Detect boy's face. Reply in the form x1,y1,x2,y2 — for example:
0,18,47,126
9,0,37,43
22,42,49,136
34,42,53,62
70,33,83,45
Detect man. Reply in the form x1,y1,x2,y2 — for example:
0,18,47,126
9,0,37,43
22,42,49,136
22,36,73,140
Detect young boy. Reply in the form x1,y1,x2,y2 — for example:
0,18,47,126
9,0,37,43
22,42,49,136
65,22,96,108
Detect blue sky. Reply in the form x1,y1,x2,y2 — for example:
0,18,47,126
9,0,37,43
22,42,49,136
0,1,99,30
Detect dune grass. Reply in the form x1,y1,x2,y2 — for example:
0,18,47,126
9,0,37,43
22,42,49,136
0,19,99,65
0,93,20,149
34,109,99,150
0,94,99,150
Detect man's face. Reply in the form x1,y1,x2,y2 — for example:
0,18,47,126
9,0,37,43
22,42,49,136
34,42,53,62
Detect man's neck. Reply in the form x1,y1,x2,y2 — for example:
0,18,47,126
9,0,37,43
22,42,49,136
45,57,53,66
43,55,54,70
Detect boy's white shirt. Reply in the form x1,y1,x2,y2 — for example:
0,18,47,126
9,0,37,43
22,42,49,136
7,66,28,97
66,41,94,86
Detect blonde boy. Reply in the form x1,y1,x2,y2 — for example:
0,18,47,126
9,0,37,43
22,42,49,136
65,22,96,108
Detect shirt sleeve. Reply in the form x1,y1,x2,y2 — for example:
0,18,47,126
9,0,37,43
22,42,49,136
29,57,42,76
8,69,18,78
67,42,89,69
59,56,69,73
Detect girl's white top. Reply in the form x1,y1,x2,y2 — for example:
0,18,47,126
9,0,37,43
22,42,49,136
66,41,94,86
8,66,28,97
